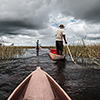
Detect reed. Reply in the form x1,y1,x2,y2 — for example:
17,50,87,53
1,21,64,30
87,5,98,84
1,45,100,65
64,44,100,65
0,46,25,62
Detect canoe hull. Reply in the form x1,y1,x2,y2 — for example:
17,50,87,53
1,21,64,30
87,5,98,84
49,51,66,61
8,67,71,100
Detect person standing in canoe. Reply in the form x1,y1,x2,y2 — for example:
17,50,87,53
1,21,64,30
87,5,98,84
56,24,67,55
36,40,39,56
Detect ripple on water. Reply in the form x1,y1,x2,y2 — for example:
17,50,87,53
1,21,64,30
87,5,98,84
0,49,100,100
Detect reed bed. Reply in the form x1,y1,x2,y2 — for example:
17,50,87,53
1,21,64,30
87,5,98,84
0,46,25,62
0,45,100,65
64,44,100,65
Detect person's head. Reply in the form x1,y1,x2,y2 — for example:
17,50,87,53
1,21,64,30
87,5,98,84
59,24,65,28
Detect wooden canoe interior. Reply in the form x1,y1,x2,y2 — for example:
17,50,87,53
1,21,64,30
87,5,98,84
50,49,57,54
46,74,71,100
8,67,71,100
9,75,32,100
23,69,55,100
49,49,66,61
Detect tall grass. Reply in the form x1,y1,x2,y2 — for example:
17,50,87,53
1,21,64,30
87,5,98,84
0,46,25,62
64,44,100,65
1,45,100,65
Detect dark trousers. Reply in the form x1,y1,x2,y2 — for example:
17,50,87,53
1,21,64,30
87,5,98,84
56,41,63,55
36,46,39,56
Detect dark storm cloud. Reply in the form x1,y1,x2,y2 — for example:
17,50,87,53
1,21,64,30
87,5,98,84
0,20,45,33
0,0,99,37
0,20,34,29
57,0,100,23
0,0,54,36
0,0,100,46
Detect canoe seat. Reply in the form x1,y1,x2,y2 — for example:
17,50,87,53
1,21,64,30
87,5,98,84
50,49,57,54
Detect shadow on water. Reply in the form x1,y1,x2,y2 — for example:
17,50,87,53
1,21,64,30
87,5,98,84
0,49,100,100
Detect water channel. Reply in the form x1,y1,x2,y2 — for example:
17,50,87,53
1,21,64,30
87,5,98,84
0,49,100,100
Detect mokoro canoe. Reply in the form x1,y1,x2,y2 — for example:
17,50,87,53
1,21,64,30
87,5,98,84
8,67,71,100
49,49,66,60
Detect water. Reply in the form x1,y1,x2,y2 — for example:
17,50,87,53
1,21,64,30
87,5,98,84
0,49,100,100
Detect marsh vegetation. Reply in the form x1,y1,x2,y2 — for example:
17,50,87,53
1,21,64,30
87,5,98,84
0,46,26,62
63,44,100,65
0,44,100,65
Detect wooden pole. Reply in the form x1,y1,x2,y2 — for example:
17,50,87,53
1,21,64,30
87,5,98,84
66,44,81,68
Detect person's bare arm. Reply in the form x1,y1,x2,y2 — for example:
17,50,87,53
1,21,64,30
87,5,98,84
63,35,67,44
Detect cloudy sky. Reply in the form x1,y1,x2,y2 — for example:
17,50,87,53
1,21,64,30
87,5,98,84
0,0,100,46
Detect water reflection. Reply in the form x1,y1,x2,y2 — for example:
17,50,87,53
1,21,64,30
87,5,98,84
0,49,100,100
53,60,100,100
54,61,67,90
